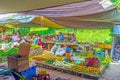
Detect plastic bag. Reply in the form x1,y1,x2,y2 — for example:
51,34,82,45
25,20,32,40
51,44,60,55
55,47,66,56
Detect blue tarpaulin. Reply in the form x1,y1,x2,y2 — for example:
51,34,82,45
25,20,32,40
113,25,120,34
0,14,35,23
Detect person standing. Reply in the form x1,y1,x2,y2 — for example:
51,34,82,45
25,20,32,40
71,33,76,43
58,32,64,42
1,30,6,41
32,34,38,45
12,33,19,42
12,33,19,47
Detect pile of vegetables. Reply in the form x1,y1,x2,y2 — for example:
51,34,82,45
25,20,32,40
31,45,41,49
45,59,55,64
0,47,18,58
53,60,74,69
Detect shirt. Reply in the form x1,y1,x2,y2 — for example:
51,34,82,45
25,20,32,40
33,37,38,45
12,35,18,42
59,35,64,41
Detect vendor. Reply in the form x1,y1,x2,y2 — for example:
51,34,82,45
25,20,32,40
58,32,64,42
12,33,19,42
1,30,6,41
38,38,42,46
71,33,76,43
67,34,71,42
114,44,120,60
32,34,38,45
12,32,20,47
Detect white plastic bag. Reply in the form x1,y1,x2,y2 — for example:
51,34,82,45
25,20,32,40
51,44,60,55
55,47,66,56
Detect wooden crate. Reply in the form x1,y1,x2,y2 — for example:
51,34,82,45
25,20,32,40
8,55,29,72
18,43,31,57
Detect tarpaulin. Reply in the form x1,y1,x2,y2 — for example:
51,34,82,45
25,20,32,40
0,0,88,14
21,0,119,29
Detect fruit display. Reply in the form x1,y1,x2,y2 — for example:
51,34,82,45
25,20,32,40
102,55,111,64
31,53,109,75
32,54,63,61
39,70,47,74
72,64,104,75
84,58,101,68
32,57,47,62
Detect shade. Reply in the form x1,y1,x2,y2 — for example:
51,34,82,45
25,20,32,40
21,0,119,29
31,16,64,28
0,0,88,14
22,0,115,17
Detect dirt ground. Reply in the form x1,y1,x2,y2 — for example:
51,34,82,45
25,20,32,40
37,62,120,80
1,62,120,80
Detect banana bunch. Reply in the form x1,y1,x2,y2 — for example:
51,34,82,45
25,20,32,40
72,65,101,75
102,55,111,64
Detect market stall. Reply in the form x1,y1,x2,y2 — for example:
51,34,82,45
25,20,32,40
29,34,111,79
0,0,119,80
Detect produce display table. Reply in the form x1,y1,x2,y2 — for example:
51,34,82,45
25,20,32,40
43,41,79,50
36,61,107,80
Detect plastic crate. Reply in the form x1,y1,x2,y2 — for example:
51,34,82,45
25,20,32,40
13,66,37,80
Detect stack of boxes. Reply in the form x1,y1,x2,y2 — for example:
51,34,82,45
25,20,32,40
8,44,30,72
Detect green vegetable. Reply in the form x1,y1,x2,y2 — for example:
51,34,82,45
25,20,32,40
45,59,55,64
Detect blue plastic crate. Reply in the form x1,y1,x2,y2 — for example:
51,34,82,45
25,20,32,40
13,66,37,80
94,52,105,57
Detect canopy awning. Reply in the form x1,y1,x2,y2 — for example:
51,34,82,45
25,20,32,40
0,0,88,14
46,8,120,29
22,0,115,17
0,15,64,28
21,0,120,29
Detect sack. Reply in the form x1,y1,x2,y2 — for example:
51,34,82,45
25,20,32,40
55,47,66,56
51,44,60,55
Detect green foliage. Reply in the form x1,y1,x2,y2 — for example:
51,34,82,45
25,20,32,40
8,27,112,44
19,27,30,36
30,28,112,44
30,27,55,36
75,29,112,43
110,0,120,7
55,28,113,44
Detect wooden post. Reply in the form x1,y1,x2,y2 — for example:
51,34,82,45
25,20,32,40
110,34,117,58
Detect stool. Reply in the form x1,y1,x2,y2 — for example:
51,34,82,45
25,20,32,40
37,74,50,80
